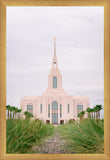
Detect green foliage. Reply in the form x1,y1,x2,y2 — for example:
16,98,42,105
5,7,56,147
24,111,34,119
6,105,22,119
68,119,75,124
86,107,91,113
6,105,11,119
78,110,85,119
6,119,54,153
100,119,104,124
6,105,11,110
86,105,103,119
57,119,104,153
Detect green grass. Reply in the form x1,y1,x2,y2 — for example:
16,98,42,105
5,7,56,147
6,119,54,153
57,119,104,153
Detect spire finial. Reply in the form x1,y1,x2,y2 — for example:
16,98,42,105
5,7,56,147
54,36,56,56
52,36,58,68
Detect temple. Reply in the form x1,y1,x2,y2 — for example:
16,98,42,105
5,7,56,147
21,38,89,124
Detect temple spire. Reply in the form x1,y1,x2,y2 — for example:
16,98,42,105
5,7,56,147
54,36,56,56
52,36,58,68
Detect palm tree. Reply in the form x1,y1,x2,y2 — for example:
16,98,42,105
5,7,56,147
14,107,19,119
94,105,99,119
97,105,103,119
6,105,11,119
9,107,13,119
14,108,22,119
17,109,22,119
78,111,85,120
86,107,91,118
24,111,33,120
94,106,98,119
93,107,96,119
11,106,16,119
93,105,103,119
90,108,94,119
78,113,81,119
81,111,85,119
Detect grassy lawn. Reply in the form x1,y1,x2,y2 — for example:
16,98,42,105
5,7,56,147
57,119,104,154
6,119,54,153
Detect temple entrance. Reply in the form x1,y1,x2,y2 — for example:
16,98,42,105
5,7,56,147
60,120,64,124
52,101,58,125
46,120,50,124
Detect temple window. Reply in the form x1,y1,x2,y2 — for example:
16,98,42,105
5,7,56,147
67,104,70,113
27,104,33,114
60,104,62,117
77,105,83,116
48,104,50,118
40,104,42,113
53,76,57,88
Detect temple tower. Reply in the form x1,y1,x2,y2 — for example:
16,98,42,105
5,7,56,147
43,37,67,95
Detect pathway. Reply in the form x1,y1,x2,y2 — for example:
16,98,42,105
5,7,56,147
32,129,70,154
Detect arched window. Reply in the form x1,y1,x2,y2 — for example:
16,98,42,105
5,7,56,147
52,101,58,125
53,76,57,88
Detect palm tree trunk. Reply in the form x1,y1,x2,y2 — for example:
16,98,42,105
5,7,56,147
13,112,14,119
88,112,89,118
99,111,100,119
10,112,12,119
8,110,9,119
96,112,97,119
98,111,100,119
95,112,96,119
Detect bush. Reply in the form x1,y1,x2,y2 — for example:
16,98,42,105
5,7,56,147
68,119,75,124
6,119,54,153
57,119,104,153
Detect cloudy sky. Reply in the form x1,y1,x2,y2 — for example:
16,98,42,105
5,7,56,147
6,7,104,118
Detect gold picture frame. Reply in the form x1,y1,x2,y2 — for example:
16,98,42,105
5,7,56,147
0,0,110,159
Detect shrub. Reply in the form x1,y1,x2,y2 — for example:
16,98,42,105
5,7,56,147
68,119,75,124
57,119,104,153
6,119,54,153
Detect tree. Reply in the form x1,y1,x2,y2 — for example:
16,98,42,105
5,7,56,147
78,111,85,120
24,111,34,120
93,105,98,119
90,108,94,119
11,106,16,119
86,107,91,118
78,113,81,119
93,106,97,119
17,109,22,119
81,111,85,119
6,105,11,119
9,107,13,119
14,108,21,119
96,105,103,119
94,105,103,119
